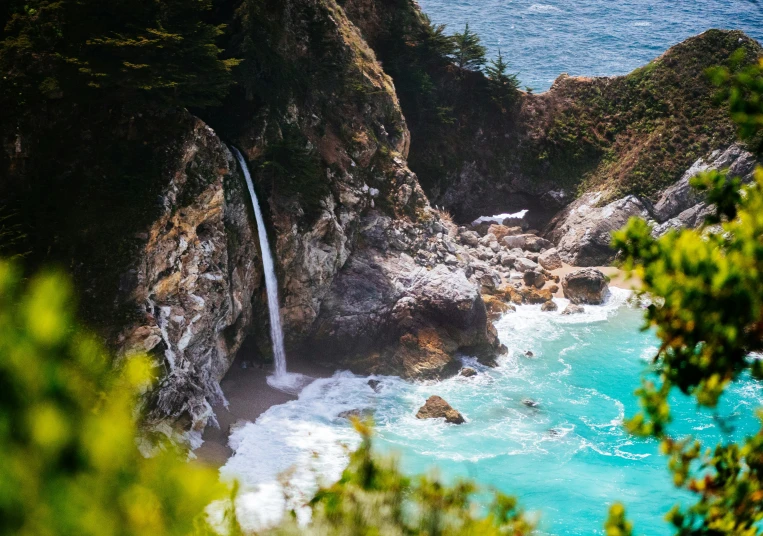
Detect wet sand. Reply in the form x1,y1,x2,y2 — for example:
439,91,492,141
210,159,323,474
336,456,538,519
193,342,335,467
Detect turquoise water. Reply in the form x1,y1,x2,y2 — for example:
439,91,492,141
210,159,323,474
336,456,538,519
222,291,763,534
417,0,763,91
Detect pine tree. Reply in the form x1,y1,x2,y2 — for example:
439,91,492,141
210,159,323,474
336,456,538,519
450,23,486,74
0,0,239,116
485,49,520,109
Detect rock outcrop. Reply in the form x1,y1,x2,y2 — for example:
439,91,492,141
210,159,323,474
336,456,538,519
115,117,260,442
416,395,465,424
562,269,609,305
562,304,585,315
651,144,757,236
544,144,758,265
545,194,651,266
308,213,503,379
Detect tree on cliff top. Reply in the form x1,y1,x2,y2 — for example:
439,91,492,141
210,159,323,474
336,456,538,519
610,54,763,535
485,49,521,109
450,23,486,74
0,0,238,118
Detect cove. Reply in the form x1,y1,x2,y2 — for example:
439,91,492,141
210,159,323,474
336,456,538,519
221,290,762,534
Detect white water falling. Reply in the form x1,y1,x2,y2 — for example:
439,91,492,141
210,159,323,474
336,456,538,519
232,147,311,395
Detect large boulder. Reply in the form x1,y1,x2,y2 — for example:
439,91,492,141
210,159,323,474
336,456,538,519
308,223,504,379
652,144,756,223
545,193,651,266
488,224,520,241
524,235,553,252
514,257,539,273
416,396,465,424
459,230,480,247
562,269,609,305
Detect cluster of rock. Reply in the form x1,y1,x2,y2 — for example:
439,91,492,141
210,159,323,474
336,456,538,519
545,144,758,266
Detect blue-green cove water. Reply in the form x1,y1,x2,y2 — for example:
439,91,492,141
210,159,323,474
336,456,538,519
417,0,763,92
221,291,763,534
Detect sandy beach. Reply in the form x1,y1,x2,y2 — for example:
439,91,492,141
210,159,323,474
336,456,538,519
193,339,335,467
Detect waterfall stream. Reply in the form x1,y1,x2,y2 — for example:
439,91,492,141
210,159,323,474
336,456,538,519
232,147,311,394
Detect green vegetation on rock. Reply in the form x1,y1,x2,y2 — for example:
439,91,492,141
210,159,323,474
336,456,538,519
611,54,763,535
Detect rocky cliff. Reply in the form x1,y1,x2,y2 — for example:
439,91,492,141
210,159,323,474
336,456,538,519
0,0,506,439
2,0,760,440
342,0,761,227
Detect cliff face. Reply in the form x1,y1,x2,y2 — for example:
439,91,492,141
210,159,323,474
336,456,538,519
342,0,761,226
1,0,504,438
212,0,501,379
116,117,261,441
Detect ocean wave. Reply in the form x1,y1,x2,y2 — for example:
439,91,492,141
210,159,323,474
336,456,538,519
528,3,562,13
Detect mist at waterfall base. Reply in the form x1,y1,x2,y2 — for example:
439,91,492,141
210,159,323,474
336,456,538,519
417,0,763,92
231,148,310,395
219,289,763,535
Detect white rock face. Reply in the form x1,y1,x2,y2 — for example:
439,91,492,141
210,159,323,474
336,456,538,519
543,144,758,264
651,144,757,237
545,194,651,266
117,116,260,441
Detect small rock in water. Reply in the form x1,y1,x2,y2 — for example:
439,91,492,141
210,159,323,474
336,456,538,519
368,379,382,392
460,367,477,378
239,360,253,369
416,395,465,424
548,428,563,437
541,301,558,312
562,304,585,315
338,408,374,420
522,398,540,408
525,350,534,357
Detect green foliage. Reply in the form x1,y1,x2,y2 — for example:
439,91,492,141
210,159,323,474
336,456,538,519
539,32,759,200
611,49,763,534
604,503,633,536
271,420,535,536
0,0,238,116
0,259,535,536
485,49,520,110
0,261,227,536
450,23,486,75
708,51,763,149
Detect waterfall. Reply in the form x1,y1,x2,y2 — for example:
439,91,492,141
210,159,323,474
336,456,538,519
232,147,311,394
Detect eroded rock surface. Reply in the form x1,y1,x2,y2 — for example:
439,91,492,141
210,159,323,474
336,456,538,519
308,213,503,379
116,117,259,442
545,194,650,266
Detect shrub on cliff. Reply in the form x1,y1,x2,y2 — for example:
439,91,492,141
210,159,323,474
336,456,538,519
611,54,763,535
485,49,520,110
450,23,486,75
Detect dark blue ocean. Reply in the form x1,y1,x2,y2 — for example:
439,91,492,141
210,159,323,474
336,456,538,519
418,0,763,91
